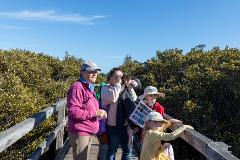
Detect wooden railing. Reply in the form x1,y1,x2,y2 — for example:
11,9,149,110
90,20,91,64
0,98,239,160
163,114,239,160
0,98,68,160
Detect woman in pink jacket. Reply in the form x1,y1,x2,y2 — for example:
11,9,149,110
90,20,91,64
67,61,107,160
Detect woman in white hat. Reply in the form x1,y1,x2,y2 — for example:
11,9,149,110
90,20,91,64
140,111,193,160
139,86,166,115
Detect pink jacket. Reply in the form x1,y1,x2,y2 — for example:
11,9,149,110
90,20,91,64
67,81,99,136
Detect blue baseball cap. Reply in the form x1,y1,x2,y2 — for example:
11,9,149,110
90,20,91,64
81,61,101,72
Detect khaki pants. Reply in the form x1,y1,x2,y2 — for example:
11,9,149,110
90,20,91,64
68,132,92,160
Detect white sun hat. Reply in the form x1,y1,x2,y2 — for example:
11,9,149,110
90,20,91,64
139,86,165,100
146,111,168,123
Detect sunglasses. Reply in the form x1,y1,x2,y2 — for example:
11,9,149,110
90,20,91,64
86,70,98,74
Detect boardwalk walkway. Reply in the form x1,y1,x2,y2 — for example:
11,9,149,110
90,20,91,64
1,98,239,160
63,136,139,160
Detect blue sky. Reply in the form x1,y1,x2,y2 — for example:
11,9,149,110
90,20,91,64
0,0,240,73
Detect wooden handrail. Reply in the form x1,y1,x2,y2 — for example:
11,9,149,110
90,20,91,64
0,98,66,153
163,114,239,160
27,117,68,160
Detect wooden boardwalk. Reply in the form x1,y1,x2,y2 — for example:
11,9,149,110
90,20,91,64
1,98,239,160
63,136,139,160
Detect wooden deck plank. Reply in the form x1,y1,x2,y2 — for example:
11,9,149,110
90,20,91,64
64,136,139,160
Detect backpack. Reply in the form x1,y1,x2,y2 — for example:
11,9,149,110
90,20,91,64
95,82,109,135
95,82,109,144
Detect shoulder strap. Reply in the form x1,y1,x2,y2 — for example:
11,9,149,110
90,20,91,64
99,85,103,108
99,86,110,113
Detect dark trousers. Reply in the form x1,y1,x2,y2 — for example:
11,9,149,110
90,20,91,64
106,126,132,160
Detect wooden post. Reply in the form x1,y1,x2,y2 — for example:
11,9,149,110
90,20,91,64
55,138,71,160
56,104,65,153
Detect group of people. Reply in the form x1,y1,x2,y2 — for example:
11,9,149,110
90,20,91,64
67,61,193,160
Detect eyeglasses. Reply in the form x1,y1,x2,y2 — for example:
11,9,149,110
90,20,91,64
148,94,158,97
113,74,123,78
150,120,164,124
86,70,98,74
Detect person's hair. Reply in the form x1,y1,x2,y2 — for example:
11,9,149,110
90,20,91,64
107,67,122,81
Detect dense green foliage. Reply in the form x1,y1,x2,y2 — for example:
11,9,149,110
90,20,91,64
0,47,239,159
120,46,240,159
0,49,106,159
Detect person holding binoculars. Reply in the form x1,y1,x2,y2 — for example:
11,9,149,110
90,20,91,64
101,67,139,160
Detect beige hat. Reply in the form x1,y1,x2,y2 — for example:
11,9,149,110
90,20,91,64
146,111,168,123
139,86,164,100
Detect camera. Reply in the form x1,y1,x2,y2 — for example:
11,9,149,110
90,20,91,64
121,74,131,85
122,74,131,80
122,74,142,89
